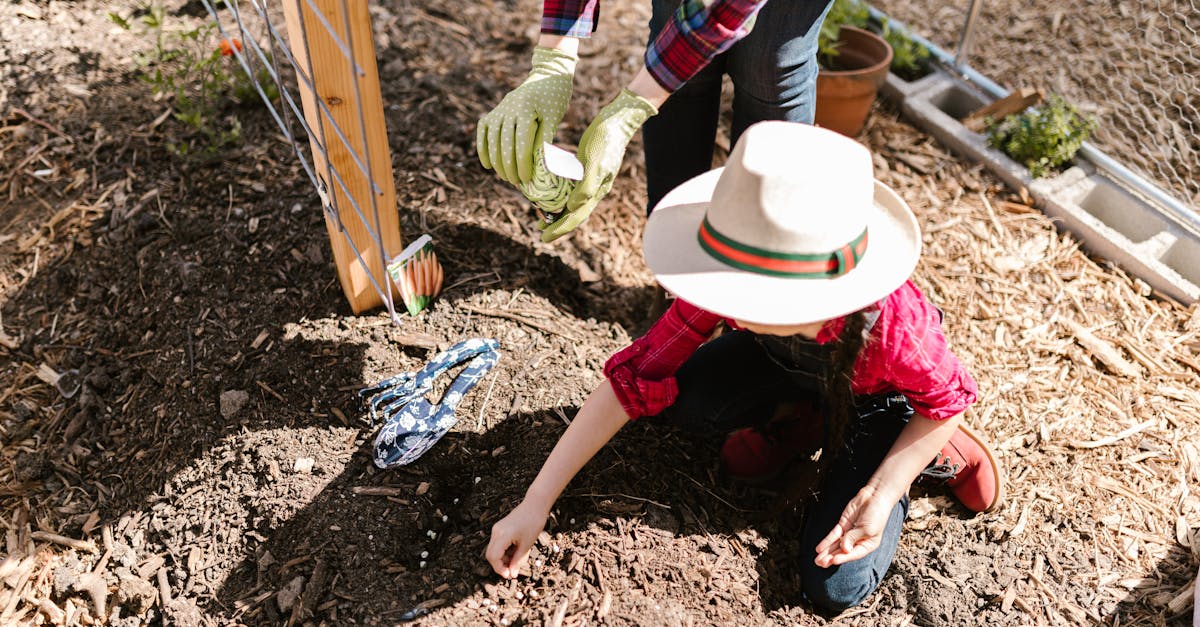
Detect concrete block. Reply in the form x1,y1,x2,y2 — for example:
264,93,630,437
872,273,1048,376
1033,167,1200,303
879,68,944,104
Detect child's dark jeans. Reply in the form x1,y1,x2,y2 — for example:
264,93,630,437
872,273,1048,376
655,329,911,613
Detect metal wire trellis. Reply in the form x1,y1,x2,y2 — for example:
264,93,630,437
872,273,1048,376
199,0,404,319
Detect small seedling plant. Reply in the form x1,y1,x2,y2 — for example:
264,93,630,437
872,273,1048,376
109,3,278,156
986,94,1096,177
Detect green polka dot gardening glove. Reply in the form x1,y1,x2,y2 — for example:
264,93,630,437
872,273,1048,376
476,47,577,186
539,89,658,242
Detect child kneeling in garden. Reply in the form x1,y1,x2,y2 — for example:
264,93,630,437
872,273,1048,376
486,121,1004,613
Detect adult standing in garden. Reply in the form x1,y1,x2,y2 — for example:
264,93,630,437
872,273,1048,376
476,0,835,241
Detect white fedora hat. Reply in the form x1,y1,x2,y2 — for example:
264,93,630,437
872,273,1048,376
643,121,921,326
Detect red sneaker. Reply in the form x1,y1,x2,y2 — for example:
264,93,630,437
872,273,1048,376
922,422,1005,513
720,401,824,482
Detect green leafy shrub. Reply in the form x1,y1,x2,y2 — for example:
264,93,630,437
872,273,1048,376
109,4,277,156
986,94,1096,177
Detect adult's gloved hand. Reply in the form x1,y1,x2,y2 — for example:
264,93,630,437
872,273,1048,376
539,88,657,242
477,47,577,186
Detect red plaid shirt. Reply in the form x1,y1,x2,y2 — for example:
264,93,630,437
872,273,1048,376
604,280,979,420
541,0,767,91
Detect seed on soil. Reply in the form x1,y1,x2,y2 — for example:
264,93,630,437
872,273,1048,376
293,457,315,473
419,561,426,568
474,476,481,484
420,551,428,558
218,390,249,419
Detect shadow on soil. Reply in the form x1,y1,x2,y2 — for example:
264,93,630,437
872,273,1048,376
201,400,851,623
0,121,657,622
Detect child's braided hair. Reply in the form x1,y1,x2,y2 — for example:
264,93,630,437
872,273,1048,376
820,309,871,468
773,310,872,513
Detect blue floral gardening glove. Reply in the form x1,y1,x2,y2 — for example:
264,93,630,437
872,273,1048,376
477,47,577,185
540,88,657,242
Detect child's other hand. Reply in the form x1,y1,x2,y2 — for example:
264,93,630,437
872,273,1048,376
812,485,896,568
486,501,549,579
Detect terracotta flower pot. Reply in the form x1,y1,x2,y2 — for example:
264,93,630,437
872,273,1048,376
815,26,893,137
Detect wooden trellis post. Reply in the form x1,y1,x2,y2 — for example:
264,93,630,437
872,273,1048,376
282,0,401,313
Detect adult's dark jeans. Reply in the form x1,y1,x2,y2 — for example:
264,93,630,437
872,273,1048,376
654,330,911,613
642,0,834,212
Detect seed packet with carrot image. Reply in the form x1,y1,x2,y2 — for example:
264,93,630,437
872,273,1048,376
386,235,444,316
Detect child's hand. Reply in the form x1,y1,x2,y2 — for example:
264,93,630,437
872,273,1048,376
813,484,897,568
486,501,549,578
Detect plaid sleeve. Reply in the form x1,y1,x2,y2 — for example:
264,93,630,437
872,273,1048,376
603,299,722,420
542,0,601,38
868,282,978,421
644,0,768,92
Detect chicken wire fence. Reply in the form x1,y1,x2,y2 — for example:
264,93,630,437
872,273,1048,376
200,0,405,318
1093,1,1199,213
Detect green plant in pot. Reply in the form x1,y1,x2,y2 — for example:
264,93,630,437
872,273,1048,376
814,0,892,136
986,94,1095,177
817,0,871,65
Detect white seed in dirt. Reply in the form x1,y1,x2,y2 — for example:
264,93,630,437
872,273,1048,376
570,518,575,524
530,590,538,598
419,561,426,568
427,530,437,539
535,559,543,567
453,498,460,504
421,551,428,559
515,592,524,600
474,476,481,484
442,515,448,523
219,390,249,419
